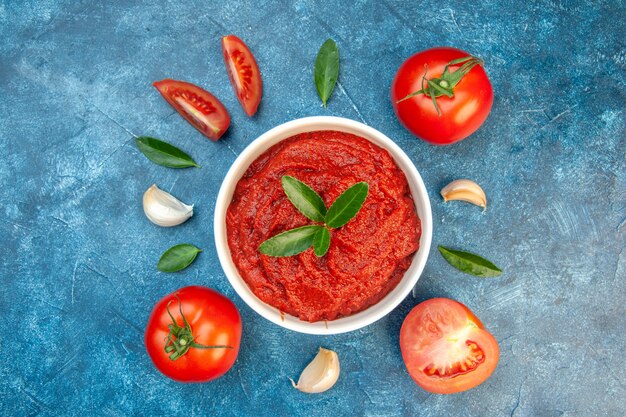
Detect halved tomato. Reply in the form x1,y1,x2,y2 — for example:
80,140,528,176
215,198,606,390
153,79,230,141
400,298,499,394
222,35,262,117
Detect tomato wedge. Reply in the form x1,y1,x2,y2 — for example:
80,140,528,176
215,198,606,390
400,298,499,394
222,35,262,117
153,79,230,141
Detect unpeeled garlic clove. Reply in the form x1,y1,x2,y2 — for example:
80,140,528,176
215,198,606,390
143,184,193,227
441,179,487,210
291,347,340,394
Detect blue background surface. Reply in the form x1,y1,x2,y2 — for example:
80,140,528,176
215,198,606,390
1,0,624,416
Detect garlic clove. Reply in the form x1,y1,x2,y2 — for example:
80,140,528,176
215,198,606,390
143,184,193,227
441,179,487,210
291,347,340,394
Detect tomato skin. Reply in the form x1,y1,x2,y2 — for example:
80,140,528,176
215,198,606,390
391,47,494,145
222,35,262,117
400,298,499,394
153,79,230,141
145,286,242,383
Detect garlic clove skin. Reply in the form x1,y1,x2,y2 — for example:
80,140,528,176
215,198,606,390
291,347,340,394
441,179,487,210
143,184,193,227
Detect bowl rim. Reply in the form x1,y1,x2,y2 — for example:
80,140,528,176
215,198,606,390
214,116,432,335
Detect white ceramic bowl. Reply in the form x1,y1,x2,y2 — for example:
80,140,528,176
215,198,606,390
214,116,432,335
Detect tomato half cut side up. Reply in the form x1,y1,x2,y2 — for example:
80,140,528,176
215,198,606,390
153,79,230,141
222,35,262,117
400,298,499,394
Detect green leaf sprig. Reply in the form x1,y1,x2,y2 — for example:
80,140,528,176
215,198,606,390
314,39,339,108
259,176,368,257
157,244,202,272
136,136,200,168
438,245,502,277
397,55,483,116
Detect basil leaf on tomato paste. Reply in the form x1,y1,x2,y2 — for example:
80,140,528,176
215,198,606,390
260,177,369,258
282,176,327,222
313,227,330,257
325,182,369,228
259,225,322,257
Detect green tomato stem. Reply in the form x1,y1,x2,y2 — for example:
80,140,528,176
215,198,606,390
396,55,484,116
163,296,232,361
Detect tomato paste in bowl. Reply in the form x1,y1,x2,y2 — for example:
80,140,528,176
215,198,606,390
215,117,432,334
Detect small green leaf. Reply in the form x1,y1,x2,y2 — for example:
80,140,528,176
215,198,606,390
136,136,200,168
259,226,322,257
314,38,339,108
282,176,327,222
313,227,330,257
325,182,369,228
438,246,502,277
157,244,202,272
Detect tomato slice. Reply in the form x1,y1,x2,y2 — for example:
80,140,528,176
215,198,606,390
153,79,230,141
400,298,499,394
222,35,262,117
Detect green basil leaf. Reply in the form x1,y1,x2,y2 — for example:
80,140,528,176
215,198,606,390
314,38,339,108
136,136,200,168
259,225,322,257
282,176,327,222
438,246,502,277
157,244,202,272
325,182,368,228
313,227,330,257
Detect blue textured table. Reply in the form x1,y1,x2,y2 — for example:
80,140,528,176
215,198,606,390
1,1,624,416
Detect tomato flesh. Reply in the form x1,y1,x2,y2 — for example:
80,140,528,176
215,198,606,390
400,298,499,394
222,35,262,116
145,286,242,383
154,79,230,141
391,47,493,145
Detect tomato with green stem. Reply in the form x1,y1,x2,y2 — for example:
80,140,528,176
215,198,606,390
400,298,499,394
153,79,230,141
391,47,493,145
145,286,242,383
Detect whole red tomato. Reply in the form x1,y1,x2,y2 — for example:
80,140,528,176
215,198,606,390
145,286,242,383
391,47,493,145
400,298,499,394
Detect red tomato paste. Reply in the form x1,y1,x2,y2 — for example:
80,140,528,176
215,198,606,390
226,131,421,322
